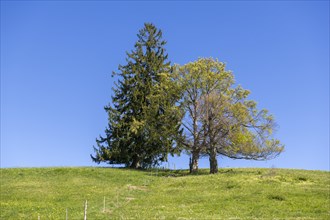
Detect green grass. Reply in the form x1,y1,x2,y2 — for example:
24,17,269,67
1,167,329,219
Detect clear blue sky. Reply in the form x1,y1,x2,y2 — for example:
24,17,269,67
1,1,329,170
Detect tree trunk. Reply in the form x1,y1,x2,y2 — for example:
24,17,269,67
189,151,199,173
130,156,141,169
189,104,199,174
209,147,218,174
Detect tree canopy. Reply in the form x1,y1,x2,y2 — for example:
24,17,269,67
92,24,284,173
91,23,183,168
177,58,284,173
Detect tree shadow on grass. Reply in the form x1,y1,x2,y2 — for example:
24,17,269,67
132,167,242,178
94,166,253,178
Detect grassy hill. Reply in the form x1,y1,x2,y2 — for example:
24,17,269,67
1,167,329,219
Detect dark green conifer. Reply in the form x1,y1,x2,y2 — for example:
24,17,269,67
91,23,183,168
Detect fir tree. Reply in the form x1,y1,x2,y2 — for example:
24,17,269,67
91,23,183,168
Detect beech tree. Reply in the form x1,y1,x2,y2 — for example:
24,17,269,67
178,58,284,173
91,23,183,168
175,62,205,173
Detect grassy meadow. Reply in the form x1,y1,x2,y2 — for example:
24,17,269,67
0,167,329,219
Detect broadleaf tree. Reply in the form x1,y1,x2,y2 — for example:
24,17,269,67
177,58,284,173
91,23,183,168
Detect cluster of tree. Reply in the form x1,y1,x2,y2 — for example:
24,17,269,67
91,23,284,174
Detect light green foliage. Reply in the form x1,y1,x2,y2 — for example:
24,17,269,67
1,167,329,219
177,58,284,173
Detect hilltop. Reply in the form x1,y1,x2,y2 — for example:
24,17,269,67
1,167,329,219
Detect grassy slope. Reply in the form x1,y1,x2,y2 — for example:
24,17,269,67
1,167,329,219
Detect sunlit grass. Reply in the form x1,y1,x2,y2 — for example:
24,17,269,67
1,167,329,219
